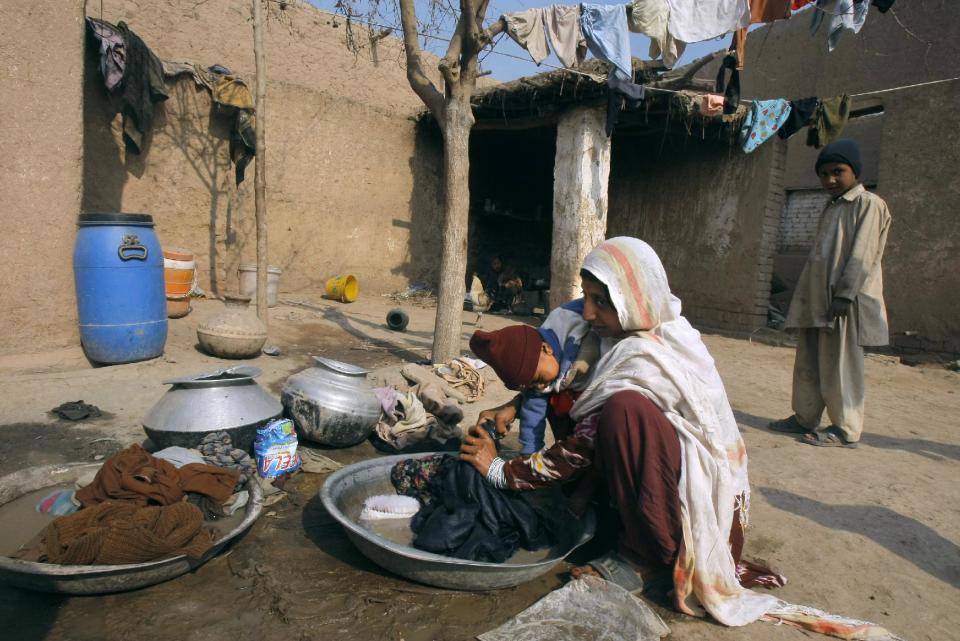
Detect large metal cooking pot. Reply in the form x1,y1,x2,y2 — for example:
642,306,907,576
282,357,380,448
143,366,282,451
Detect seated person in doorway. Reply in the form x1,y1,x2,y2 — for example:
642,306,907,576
469,299,600,455
769,139,892,449
479,255,524,313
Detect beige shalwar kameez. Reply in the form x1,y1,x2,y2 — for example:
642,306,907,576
784,184,891,442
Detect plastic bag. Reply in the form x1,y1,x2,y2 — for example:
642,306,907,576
478,575,670,641
254,418,302,478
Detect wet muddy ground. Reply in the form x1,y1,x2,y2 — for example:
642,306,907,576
0,295,957,641
0,469,580,641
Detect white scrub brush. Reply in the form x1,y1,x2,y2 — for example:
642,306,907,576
359,494,420,520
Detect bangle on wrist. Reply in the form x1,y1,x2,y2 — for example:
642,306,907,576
486,457,508,489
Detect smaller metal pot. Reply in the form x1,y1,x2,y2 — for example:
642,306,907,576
282,357,380,448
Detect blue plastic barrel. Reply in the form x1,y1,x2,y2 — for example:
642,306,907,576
73,213,168,364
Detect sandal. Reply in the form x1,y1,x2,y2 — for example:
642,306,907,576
768,416,809,434
578,551,672,594
800,426,858,449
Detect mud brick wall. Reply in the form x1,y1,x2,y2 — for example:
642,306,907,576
606,132,787,333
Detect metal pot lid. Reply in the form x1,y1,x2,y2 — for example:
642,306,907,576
312,356,368,376
163,365,262,387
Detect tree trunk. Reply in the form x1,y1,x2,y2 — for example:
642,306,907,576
430,97,474,364
252,0,269,325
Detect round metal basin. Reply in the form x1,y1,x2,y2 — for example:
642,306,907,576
319,452,595,591
0,462,263,594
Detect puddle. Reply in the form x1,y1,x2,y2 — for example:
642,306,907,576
0,423,123,477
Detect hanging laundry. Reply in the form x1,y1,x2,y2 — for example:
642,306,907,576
542,5,587,68
666,0,750,43
606,73,645,137
871,0,894,12
409,456,554,563
715,54,741,115
114,21,169,155
810,0,868,51
503,9,551,65
740,99,792,152
699,94,726,117
580,3,633,81
86,18,126,91
791,0,815,8
733,0,792,69
806,94,851,148
627,0,686,69
777,96,819,139
209,71,257,185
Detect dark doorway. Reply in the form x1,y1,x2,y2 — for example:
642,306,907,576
467,126,556,312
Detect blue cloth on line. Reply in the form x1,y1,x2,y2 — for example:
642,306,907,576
740,99,792,153
580,3,632,82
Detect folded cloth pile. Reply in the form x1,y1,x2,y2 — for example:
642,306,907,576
373,383,463,453
197,431,257,489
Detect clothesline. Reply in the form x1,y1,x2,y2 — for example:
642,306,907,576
244,2,953,103
644,74,958,105
319,13,609,81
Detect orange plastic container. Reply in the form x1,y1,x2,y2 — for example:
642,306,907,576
163,247,195,298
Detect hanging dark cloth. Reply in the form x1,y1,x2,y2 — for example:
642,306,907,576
606,73,646,137
715,54,741,115
206,70,257,186
114,21,168,154
778,96,819,139
410,456,553,563
871,0,894,11
807,95,851,148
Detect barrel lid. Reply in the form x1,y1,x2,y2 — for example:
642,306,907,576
79,212,154,226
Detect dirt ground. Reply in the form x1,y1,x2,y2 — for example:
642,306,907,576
0,294,957,641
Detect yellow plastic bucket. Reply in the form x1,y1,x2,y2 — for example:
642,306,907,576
325,274,358,303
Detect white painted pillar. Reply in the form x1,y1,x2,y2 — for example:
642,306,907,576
549,106,611,309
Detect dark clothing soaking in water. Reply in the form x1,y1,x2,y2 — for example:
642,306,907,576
410,456,552,563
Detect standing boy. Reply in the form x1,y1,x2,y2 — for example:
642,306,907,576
769,139,891,448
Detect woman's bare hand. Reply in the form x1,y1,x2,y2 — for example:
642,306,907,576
459,423,499,477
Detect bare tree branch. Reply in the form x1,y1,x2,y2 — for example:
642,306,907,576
480,17,506,46
398,0,444,118
653,49,727,89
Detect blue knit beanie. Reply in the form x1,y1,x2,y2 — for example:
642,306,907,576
816,138,862,177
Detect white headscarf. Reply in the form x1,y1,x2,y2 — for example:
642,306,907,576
571,237,778,626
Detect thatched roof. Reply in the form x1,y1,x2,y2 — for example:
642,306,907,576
468,52,748,136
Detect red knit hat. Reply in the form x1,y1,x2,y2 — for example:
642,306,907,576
469,326,542,390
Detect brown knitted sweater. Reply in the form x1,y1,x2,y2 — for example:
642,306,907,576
39,501,215,564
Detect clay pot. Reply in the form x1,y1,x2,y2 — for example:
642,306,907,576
197,294,267,359
167,297,191,318
282,357,381,447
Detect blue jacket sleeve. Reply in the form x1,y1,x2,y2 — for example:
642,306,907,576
517,392,549,455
